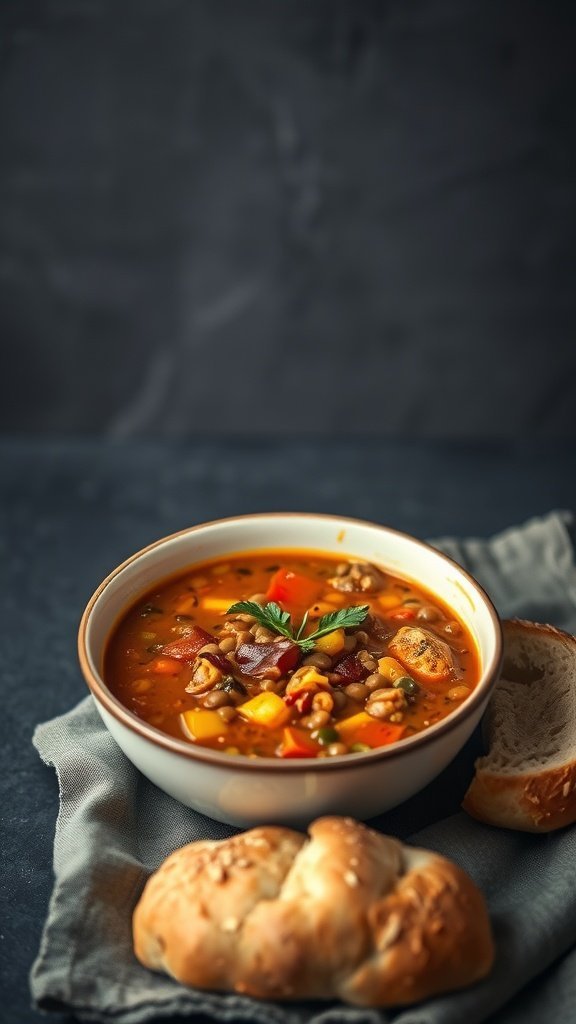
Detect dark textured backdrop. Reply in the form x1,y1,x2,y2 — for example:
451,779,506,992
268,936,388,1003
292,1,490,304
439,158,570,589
1,1,575,438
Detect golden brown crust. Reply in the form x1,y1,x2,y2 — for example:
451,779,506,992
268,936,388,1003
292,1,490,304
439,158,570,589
463,619,576,833
462,763,576,832
343,849,494,1005
133,817,494,1006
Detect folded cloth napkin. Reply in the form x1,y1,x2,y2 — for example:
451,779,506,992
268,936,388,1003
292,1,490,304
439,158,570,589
30,511,576,1024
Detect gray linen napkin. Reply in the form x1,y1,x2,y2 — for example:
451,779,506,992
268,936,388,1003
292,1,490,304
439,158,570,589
30,511,576,1024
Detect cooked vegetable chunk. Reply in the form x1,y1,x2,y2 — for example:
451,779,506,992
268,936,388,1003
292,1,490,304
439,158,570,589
180,709,229,741
238,692,291,728
266,568,321,609
388,626,454,683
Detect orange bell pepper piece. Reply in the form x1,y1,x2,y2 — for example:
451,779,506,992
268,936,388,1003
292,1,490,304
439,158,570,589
338,711,405,748
265,567,321,610
352,720,406,748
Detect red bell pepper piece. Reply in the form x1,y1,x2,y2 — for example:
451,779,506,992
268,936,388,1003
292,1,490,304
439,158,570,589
161,626,216,664
265,567,321,610
279,726,320,758
284,690,314,714
235,640,301,679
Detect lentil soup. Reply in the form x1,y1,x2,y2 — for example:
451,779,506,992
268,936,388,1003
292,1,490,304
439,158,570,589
104,550,480,759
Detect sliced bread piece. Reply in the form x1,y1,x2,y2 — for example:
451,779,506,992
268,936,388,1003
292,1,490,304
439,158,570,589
462,619,576,832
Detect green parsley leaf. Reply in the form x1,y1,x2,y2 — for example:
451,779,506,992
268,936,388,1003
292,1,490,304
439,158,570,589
295,610,310,641
226,600,294,639
226,600,370,652
307,605,371,641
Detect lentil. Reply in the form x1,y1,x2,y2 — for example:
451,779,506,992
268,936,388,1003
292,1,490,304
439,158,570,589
344,682,369,701
447,684,471,700
365,672,389,692
327,742,348,756
202,690,233,709
302,651,333,670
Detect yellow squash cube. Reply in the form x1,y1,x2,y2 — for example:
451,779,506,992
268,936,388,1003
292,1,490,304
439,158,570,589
377,656,405,683
285,668,330,697
200,597,236,613
314,628,345,656
378,593,403,610
180,709,229,741
238,691,291,728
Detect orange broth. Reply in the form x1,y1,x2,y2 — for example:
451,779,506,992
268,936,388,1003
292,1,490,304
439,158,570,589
104,550,480,758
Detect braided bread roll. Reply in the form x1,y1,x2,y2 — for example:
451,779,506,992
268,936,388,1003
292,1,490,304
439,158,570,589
133,816,494,1006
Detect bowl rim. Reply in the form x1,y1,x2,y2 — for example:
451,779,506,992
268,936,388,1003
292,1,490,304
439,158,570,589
78,511,503,773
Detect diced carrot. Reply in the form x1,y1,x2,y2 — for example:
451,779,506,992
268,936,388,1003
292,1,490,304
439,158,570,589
148,656,183,674
266,568,321,610
279,726,320,759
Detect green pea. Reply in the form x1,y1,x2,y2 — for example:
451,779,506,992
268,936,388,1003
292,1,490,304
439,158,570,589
350,742,372,753
316,726,341,746
394,676,420,697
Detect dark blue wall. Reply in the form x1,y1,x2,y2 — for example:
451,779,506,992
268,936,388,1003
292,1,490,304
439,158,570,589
1,1,575,438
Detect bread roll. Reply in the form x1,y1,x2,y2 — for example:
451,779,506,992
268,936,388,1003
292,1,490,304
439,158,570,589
463,619,576,832
133,816,494,1006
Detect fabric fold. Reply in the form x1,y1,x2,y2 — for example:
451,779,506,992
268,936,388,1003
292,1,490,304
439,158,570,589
30,511,576,1024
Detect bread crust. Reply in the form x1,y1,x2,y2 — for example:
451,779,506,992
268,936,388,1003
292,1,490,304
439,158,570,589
133,817,494,1006
463,619,576,832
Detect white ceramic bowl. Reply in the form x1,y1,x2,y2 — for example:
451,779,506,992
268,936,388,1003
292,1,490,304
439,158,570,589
79,513,502,828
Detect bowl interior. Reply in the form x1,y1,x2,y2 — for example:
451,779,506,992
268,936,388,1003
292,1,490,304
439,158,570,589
82,514,502,758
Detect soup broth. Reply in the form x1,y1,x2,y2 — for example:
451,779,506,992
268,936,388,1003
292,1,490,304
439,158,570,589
105,550,480,758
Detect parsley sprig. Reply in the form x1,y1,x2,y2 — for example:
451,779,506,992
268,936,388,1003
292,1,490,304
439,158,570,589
226,600,370,653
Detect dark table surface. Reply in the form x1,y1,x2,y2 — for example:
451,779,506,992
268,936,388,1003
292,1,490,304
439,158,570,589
2,436,576,1024
2,2,576,440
